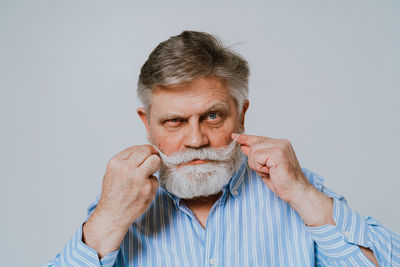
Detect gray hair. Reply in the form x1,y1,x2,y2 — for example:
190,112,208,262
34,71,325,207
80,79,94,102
137,31,249,113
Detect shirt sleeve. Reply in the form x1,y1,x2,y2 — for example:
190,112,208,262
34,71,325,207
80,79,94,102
305,184,400,267
43,196,120,267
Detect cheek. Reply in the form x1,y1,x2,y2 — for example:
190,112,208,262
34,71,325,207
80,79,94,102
208,125,237,147
150,127,184,154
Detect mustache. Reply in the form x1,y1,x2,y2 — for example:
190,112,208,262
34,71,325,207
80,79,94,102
153,136,240,168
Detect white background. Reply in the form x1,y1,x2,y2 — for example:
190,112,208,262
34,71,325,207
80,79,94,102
1,1,399,266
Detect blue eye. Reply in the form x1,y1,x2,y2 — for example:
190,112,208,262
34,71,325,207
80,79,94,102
208,113,218,120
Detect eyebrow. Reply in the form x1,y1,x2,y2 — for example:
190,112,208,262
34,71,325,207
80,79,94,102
158,102,230,122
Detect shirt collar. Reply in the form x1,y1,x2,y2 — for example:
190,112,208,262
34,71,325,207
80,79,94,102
156,154,249,209
227,154,248,198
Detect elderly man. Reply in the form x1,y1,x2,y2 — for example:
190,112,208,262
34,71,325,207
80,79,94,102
46,31,399,267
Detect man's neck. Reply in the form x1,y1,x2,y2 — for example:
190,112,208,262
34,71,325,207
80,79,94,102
183,192,222,229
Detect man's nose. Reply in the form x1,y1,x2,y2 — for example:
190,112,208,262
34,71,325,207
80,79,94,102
183,121,209,148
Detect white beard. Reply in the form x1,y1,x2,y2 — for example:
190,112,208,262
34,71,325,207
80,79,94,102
155,140,243,199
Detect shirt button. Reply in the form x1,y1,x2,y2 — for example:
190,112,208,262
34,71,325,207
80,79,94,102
344,231,351,239
233,190,239,195
209,258,215,265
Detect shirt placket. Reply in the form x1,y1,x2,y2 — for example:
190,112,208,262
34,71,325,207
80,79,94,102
203,192,227,267
175,190,228,267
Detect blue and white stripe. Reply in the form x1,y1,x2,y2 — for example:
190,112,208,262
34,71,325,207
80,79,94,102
45,156,400,266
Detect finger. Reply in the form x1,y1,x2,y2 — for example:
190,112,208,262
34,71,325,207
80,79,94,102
257,171,269,179
250,154,268,175
266,158,275,168
240,145,250,156
146,175,160,197
249,148,276,175
259,166,269,174
138,154,162,177
115,146,137,160
115,145,158,161
251,140,276,151
127,145,159,167
232,133,268,146
148,175,160,189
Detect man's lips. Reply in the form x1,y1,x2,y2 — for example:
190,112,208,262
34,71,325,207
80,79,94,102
178,159,210,167
187,159,209,165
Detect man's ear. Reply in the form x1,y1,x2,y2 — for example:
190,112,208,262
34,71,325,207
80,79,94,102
137,107,151,140
240,100,250,129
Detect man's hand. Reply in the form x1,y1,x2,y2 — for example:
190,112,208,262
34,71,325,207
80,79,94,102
232,133,335,227
232,133,380,266
83,145,161,258
232,133,311,202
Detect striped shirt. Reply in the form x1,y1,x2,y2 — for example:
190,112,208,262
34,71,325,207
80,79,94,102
45,156,400,266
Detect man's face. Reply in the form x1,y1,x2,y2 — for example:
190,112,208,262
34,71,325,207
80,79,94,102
139,76,245,157
138,76,248,198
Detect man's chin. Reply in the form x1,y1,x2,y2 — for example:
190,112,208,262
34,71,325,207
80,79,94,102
159,165,230,200
163,180,226,200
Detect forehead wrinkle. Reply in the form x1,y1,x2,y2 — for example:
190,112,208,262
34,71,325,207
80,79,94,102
151,77,234,119
160,101,230,120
